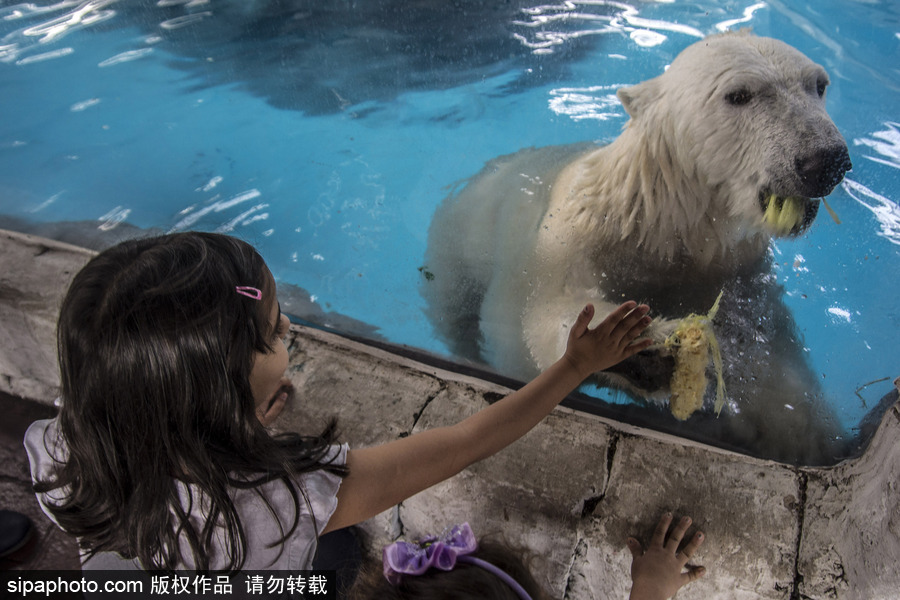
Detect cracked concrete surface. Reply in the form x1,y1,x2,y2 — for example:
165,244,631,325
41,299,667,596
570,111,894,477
1,228,899,599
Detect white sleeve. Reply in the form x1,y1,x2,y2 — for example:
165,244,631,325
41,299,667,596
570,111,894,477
22,417,69,530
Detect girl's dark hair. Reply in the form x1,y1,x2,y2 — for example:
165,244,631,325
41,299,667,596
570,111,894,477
35,231,346,571
349,538,547,600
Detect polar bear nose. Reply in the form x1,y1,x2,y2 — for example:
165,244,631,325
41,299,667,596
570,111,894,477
794,145,852,197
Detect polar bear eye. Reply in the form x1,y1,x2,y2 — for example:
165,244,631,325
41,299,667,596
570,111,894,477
816,77,828,98
725,89,753,106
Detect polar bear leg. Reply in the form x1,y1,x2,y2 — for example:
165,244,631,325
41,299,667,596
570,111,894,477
522,290,610,372
423,145,584,363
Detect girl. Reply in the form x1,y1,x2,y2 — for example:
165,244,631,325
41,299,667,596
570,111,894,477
25,231,653,572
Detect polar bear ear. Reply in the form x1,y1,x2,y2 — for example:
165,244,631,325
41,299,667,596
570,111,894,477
617,78,661,119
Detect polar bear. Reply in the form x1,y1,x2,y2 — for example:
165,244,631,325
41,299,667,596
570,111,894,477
422,31,853,465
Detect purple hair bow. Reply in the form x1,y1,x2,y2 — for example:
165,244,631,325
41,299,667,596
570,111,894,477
382,523,477,584
382,523,532,599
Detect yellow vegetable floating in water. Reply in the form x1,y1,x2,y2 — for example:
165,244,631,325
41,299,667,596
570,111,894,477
664,291,726,421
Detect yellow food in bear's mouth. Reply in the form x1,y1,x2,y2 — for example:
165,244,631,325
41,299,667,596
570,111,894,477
763,194,807,236
664,291,726,421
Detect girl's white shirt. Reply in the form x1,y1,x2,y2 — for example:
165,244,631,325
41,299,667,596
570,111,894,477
24,416,347,571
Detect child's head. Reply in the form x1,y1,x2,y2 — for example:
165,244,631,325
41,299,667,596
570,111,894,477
58,232,278,449
349,523,546,600
45,231,341,570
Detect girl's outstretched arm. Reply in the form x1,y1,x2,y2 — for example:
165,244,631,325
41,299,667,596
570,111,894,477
323,301,652,534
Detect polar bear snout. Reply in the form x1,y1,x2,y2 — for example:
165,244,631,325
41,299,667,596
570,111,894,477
794,144,852,198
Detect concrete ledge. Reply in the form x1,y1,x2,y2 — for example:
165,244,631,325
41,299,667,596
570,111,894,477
0,230,94,401
1,228,898,598
800,401,900,599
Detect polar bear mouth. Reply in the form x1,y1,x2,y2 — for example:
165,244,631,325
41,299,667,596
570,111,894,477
758,192,820,236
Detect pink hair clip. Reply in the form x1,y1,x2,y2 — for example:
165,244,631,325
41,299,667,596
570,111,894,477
235,286,262,300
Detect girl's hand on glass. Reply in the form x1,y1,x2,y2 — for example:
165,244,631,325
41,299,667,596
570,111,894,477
563,301,653,378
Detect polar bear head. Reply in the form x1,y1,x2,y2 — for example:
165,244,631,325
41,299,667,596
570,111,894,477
617,31,851,238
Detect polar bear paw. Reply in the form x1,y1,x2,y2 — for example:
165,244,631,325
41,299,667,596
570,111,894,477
600,315,680,396
603,345,675,396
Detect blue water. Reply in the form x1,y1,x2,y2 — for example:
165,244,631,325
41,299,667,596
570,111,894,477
1,1,898,450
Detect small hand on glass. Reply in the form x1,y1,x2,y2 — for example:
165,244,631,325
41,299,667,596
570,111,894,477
564,301,653,378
